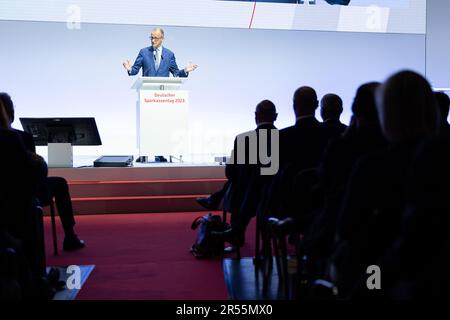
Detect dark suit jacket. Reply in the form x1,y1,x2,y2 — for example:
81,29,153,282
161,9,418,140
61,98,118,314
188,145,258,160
319,125,386,195
0,129,49,278
303,125,387,259
440,123,450,139
322,119,347,138
14,129,47,179
332,139,423,297
14,129,36,153
225,123,277,218
259,117,334,220
378,136,450,299
0,130,36,236
279,116,330,169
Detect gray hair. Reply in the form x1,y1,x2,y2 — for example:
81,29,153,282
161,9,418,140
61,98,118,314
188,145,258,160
152,27,165,38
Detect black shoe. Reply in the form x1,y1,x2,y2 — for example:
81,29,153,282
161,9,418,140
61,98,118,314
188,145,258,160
63,235,85,251
196,196,220,210
211,228,244,247
223,245,237,254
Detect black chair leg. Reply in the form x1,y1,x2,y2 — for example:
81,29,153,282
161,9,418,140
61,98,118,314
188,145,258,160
50,200,58,256
279,235,290,299
254,215,261,267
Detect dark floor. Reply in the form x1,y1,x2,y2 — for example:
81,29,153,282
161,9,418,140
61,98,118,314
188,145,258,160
223,256,297,300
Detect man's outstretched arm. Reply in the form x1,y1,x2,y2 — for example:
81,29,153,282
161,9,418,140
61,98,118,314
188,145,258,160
123,50,144,76
169,53,198,77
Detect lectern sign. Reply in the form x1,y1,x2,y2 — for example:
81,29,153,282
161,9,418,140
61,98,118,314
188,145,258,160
132,77,189,159
143,91,187,105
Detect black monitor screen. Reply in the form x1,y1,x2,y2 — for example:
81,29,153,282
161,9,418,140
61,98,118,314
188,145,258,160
19,117,102,146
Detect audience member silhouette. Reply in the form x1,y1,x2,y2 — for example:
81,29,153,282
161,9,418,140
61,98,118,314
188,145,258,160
0,93,85,251
0,98,52,298
262,86,338,223
320,93,347,135
379,136,450,299
211,100,278,248
331,70,439,299
302,82,387,271
278,86,329,169
196,100,279,212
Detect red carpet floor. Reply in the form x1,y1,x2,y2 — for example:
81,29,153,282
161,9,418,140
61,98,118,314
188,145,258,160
44,212,256,300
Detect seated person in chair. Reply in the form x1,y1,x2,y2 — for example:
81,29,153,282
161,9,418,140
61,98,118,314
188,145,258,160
0,93,85,251
196,101,279,211
1,98,51,297
210,100,278,249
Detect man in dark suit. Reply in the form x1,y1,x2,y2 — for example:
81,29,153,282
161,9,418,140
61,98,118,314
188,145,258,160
196,100,278,211
123,27,198,77
261,86,337,227
331,71,439,299
209,100,278,247
320,93,347,135
1,97,50,290
278,86,329,169
0,93,84,251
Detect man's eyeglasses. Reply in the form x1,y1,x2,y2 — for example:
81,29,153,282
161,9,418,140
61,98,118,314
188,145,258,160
150,36,162,40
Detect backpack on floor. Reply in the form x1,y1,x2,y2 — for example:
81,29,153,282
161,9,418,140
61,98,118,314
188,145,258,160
190,213,229,259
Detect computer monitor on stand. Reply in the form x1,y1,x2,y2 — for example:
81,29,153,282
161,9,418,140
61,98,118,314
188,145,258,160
20,117,102,167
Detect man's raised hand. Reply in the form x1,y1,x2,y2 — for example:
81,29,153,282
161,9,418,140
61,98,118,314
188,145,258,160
123,60,132,72
184,62,198,73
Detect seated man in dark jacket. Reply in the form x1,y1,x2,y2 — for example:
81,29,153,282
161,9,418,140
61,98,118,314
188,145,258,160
211,100,279,248
0,92,84,251
1,98,50,296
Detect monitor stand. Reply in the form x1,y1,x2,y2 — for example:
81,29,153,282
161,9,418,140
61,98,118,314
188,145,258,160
48,143,73,168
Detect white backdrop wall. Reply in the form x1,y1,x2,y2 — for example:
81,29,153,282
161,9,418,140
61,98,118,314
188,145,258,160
0,20,426,161
426,0,450,90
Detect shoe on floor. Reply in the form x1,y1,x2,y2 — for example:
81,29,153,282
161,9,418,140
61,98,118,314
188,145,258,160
223,245,238,254
211,228,244,247
63,235,85,251
195,196,220,210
